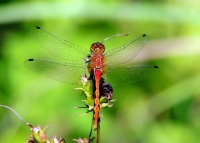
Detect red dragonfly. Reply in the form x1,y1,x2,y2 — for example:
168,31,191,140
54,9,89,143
24,26,159,130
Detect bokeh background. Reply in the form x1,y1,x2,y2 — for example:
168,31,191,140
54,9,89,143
0,0,200,143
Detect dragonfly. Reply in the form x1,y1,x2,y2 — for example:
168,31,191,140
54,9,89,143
24,26,159,130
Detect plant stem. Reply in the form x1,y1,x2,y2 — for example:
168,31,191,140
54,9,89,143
96,125,100,143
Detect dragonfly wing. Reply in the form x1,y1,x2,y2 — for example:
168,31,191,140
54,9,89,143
24,59,85,84
105,65,159,87
105,34,148,66
30,26,89,62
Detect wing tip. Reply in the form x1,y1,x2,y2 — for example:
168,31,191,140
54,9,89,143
35,26,41,29
154,65,159,69
28,58,34,61
142,34,146,37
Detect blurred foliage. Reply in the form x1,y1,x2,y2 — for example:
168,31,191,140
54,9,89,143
0,0,200,143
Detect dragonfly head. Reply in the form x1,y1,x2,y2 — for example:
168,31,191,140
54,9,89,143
90,42,105,53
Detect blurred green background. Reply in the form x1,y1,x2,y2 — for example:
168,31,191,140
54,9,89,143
0,0,200,143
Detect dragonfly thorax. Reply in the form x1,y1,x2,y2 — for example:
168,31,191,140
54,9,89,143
87,42,106,75
90,42,105,53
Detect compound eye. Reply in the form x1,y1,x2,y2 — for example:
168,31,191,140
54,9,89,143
90,43,96,52
90,42,105,52
99,45,105,52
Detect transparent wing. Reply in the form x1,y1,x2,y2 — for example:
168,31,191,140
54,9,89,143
30,26,89,62
105,65,159,87
24,59,85,84
105,34,148,66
